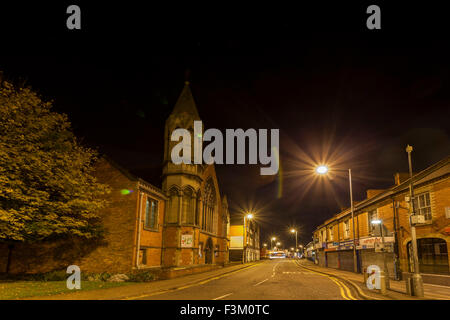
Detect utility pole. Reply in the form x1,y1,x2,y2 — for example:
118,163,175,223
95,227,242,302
380,221,390,291
349,169,358,273
243,216,247,264
295,230,298,251
406,145,424,297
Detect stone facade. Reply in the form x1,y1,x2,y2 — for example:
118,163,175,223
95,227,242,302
161,82,230,269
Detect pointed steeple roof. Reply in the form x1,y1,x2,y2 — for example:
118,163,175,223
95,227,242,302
171,81,200,119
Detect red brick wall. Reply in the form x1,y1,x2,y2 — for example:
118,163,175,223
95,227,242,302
0,158,139,274
138,193,165,267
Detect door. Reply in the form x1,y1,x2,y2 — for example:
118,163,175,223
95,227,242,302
205,237,213,264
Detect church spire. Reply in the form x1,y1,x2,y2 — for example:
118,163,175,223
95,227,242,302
170,81,200,120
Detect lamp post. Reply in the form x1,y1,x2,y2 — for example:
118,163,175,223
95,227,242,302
290,229,298,257
271,237,276,251
316,165,358,273
371,219,390,294
243,213,253,264
406,145,424,297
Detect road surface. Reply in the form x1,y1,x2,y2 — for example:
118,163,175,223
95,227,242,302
133,259,358,300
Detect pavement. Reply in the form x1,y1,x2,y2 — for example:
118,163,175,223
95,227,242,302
24,258,450,300
297,259,450,300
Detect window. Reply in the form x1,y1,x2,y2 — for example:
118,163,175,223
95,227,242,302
202,179,217,233
139,248,147,266
407,238,449,274
182,188,195,224
328,227,334,241
144,197,158,229
368,210,378,234
344,220,350,238
413,192,432,221
322,230,326,242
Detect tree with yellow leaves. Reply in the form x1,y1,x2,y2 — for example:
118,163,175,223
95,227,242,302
0,77,110,273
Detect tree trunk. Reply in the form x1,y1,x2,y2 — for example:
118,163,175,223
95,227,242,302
6,244,13,274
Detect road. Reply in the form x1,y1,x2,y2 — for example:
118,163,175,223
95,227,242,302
133,259,358,300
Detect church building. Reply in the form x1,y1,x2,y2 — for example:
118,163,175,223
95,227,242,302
0,82,232,278
160,81,231,269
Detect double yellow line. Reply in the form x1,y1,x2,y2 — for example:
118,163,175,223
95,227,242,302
122,262,261,300
292,260,357,300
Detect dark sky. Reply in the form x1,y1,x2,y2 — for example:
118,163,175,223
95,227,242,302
1,2,450,247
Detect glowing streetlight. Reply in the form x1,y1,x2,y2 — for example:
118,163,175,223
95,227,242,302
243,213,254,264
314,164,358,273
290,228,298,256
315,165,329,175
270,237,277,250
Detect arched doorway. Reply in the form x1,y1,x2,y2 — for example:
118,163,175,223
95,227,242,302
205,237,213,264
407,238,449,274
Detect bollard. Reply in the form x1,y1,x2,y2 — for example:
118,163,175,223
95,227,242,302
379,270,387,295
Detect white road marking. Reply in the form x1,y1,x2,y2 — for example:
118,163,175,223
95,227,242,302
212,293,233,300
254,278,269,286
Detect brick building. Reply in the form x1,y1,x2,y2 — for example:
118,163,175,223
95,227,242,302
229,214,260,262
0,82,232,277
312,156,450,285
160,82,231,272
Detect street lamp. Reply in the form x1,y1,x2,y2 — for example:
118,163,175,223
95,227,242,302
276,242,281,250
315,165,329,175
406,145,424,297
316,165,358,273
243,213,254,264
290,229,298,258
271,237,276,250
371,219,390,294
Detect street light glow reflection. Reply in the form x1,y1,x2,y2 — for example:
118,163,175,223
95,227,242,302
371,219,382,225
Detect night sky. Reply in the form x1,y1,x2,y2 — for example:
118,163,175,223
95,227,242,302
1,2,450,247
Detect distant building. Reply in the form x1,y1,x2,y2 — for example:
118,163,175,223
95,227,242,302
312,156,450,285
229,214,260,262
260,246,269,259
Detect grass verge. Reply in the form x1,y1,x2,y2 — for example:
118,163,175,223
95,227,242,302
0,280,132,300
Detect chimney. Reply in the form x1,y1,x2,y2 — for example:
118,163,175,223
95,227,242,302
394,173,411,186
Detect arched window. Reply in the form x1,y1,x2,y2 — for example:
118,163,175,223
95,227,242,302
202,179,217,233
196,190,202,226
182,187,195,224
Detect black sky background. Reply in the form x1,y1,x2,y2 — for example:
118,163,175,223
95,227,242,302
1,2,450,247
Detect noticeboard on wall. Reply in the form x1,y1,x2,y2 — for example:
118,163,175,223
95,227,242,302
181,234,193,248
